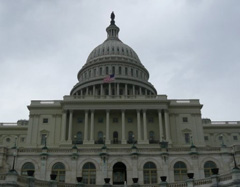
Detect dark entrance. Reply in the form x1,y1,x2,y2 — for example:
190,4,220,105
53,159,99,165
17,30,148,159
113,162,127,185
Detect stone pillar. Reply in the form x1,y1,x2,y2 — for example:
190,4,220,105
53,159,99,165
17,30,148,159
61,112,67,142
121,110,126,144
164,110,171,144
143,110,148,143
109,84,111,96
80,89,83,96
106,110,110,144
133,85,135,95
101,84,104,96
26,115,34,145
90,110,95,144
117,83,120,96
139,87,142,95
86,87,89,95
125,84,128,96
93,85,96,96
158,110,163,141
137,110,141,142
83,110,88,143
67,110,73,142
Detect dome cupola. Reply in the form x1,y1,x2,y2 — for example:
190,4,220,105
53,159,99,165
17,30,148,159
70,12,157,97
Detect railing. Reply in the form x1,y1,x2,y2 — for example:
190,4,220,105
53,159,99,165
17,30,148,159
194,178,212,185
0,123,17,126
168,182,187,187
65,95,168,100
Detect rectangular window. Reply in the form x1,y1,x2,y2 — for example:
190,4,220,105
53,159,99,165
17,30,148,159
21,137,25,142
100,67,102,75
94,69,96,77
131,68,133,76
119,67,122,75
113,117,118,123
77,117,83,123
233,136,238,140
128,118,133,123
136,70,138,77
125,67,128,75
41,134,47,145
182,117,188,123
112,66,115,74
43,118,48,123
148,117,154,123
184,133,190,144
106,67,109,75
98,117,104,123
204,136,209,141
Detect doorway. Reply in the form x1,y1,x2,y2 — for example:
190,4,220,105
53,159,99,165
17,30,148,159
113,162,127,185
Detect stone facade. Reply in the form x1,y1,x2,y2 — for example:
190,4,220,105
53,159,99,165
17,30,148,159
0,13,240,186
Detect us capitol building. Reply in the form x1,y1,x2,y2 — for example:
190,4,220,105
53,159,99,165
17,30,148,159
0,13,240,187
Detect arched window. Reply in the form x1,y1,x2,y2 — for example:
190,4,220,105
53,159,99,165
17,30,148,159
76,131,83,144
52,162,65,182
174,161,187,181
21,162,35,176
82,162,96,184
204,161,217,177
143,162,157,184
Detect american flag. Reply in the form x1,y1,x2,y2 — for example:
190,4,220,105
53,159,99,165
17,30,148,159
103,74,115,83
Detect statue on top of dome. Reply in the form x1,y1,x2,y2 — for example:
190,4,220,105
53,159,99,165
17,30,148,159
110,11,115,25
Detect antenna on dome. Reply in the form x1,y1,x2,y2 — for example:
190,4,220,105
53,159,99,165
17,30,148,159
110,11,115,25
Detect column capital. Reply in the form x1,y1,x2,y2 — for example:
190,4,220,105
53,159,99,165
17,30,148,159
136,109,141,113
84,109,89,113
164,109,169,113
121,109,125,112
90,109,95,112
106,109,110,113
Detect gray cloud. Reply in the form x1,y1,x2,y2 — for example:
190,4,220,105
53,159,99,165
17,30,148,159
0,0,239,122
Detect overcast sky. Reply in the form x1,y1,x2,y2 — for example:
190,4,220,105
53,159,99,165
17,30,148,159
0,0,239,122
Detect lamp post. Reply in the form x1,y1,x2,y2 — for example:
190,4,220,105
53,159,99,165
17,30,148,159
232,147,239,169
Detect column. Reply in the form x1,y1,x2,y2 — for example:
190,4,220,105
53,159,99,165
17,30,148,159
137,110,142,142
83,110,88,143
108,83,111,96
80,89,83,96
117,83,120,96
139,87,142,95
61,112,67,142
133,85,135,95
90,110,95,143
121,110,126,144
164,110,171,144
100,84,103,96
86,87,89,95
158,110,163,141
106,110,110,144
26,116,33,145
143,110,148,143
93,85,96,96
125,84,128,95
68,110,73,142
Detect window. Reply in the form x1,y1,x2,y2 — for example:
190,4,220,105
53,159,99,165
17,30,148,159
76,131,83,144
113,131,118,144
100,67,102,75
131,68,133,76
82,162,96,184
112,66,115,74
52,162,65,182
125,67,128,75
218,135,223,141
119,67,122,75
93,69,96,77
233,136,238,141
204,161,217,177
113,117,118,123
128,131,134,144
43,118,48,123
148,117,154,123
21,162,35,176
128,118,133,123
98,117,104,123
41,134,47,145
184,133,190,144
182,117,188,123
97,131,104,144
106,67,109,75
21,137,25,142
77,117,83,123
204,136,209,141
149,131,155,143
6,138,10,142
174,161,187,181
136,70,138,77
143,162,157,184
